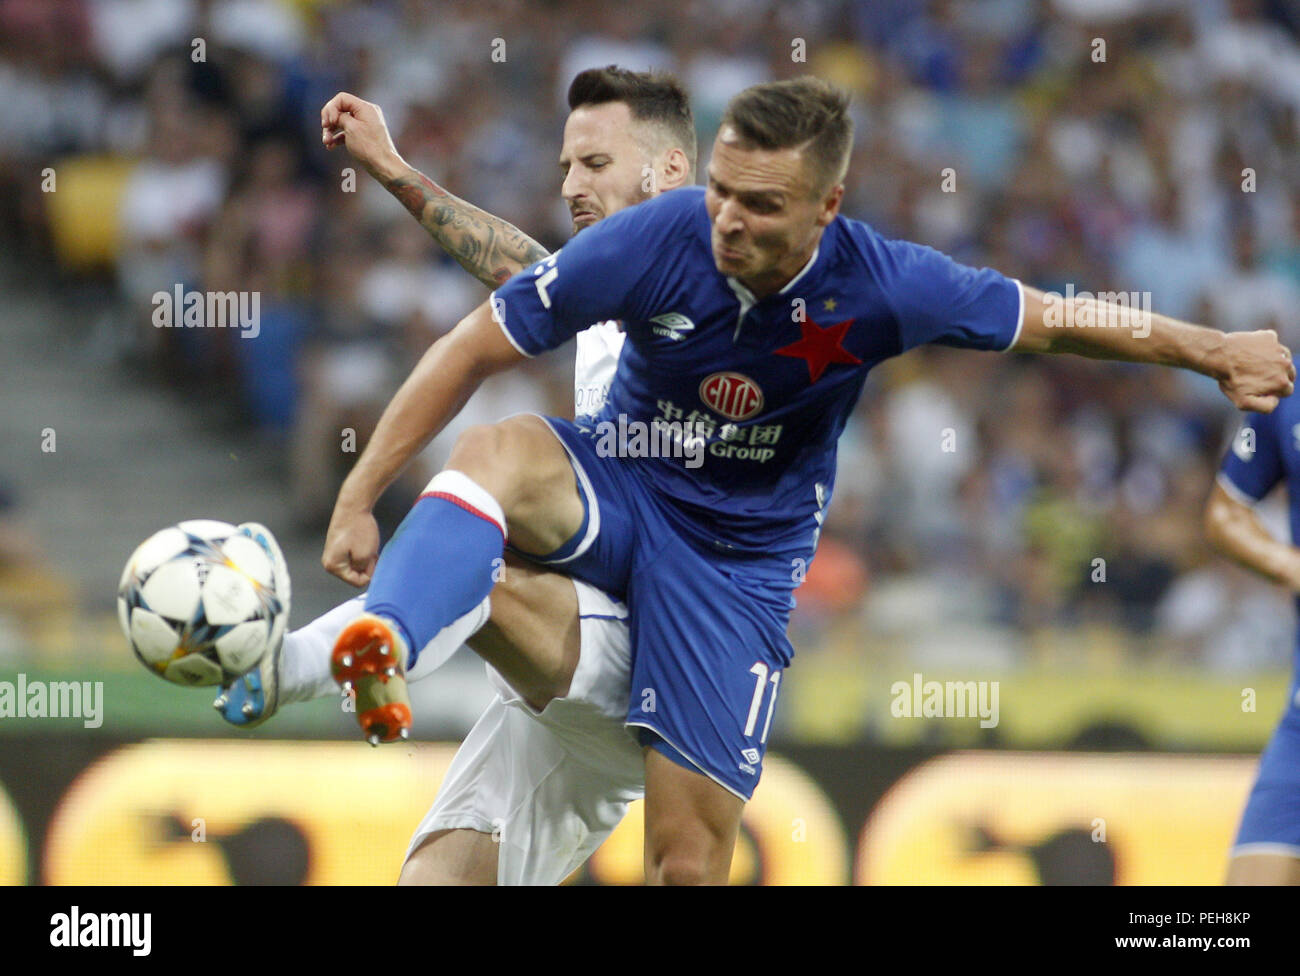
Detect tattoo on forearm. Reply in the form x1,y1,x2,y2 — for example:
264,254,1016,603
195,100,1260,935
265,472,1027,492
388,179,440,220
384,171,548,289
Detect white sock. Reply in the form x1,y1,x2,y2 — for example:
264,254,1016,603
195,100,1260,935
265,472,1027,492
278,593,492,703
278,594,365,704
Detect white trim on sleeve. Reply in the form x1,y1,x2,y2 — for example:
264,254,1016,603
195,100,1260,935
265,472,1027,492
1001,278,1026,352
1215,471,1261,507
489,292,535,358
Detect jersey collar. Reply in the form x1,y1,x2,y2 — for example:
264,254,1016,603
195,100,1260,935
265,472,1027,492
725,244,822,304
725,244,821,340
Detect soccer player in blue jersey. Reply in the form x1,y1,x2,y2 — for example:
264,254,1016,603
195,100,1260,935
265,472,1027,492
323,77,1294,884
1206,392,1300,884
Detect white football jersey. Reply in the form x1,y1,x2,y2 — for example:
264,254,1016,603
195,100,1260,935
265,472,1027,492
573,320,624,417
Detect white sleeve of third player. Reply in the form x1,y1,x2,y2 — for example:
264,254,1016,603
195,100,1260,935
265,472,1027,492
573,321,625,418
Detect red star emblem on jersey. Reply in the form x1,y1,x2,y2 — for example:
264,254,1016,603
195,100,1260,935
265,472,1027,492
774,316,862,383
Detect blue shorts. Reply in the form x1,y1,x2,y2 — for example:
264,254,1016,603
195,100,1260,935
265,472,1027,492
1234,695,1300,856
529,416,795,800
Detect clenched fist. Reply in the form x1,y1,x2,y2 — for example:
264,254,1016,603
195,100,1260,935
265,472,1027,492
320,92,404,182
321,502,381,588
1218,330,1296,413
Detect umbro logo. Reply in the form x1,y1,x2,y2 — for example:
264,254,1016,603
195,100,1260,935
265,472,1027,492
650,312,695,341
742,747,761,764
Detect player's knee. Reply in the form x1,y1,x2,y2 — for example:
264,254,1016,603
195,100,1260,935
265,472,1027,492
396,858,424,885
446,418,559,508
398,830,498,886
644,823,733,885
446,423,517,488
647,849,722,886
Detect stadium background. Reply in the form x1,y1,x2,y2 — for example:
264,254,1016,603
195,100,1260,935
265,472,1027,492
1,0,1298,884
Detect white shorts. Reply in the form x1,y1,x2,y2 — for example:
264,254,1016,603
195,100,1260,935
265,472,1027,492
405,580,643,885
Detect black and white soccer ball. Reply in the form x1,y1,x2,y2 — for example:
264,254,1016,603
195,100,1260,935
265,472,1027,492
117,520,288,686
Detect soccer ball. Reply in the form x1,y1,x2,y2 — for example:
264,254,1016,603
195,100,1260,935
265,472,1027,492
117,520,288,687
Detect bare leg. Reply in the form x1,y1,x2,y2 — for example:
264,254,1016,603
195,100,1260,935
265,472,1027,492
444,415,586,556
400,829,498,885
466,553,581,711
397,414,587,710
642,747,744,885
1226,852,1300,884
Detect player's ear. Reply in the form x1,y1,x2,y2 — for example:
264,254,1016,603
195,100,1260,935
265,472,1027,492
659,147,691,191
816,183,844,226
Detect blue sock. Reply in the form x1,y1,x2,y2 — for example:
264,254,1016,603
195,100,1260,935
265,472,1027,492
365,471,506,669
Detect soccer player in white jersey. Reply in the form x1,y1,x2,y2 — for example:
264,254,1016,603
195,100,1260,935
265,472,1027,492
218,67,695,884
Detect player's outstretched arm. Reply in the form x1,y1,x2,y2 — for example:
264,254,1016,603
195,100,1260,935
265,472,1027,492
321,92,549,288
322,299,523,585
1010,286,1296,413
1204,481,1300,589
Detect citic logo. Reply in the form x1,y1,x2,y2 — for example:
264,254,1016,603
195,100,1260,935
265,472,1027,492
699,372,763,420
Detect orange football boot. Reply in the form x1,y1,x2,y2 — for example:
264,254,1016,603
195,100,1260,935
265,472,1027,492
331,613,412,745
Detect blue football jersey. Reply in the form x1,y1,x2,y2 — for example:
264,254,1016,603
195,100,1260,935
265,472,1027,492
1219,394,1300,607
491,186,1024,560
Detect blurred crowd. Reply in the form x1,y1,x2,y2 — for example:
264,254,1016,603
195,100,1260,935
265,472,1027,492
3,0,1299,669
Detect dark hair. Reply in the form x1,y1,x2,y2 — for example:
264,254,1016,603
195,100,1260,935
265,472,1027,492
720,77,852,194
567,65,697,172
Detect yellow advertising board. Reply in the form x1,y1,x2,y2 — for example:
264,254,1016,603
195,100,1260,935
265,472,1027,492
43,741,848,885
45,740,461,885
0,780,25,885
857,752,1258,885
38,740,1266,884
